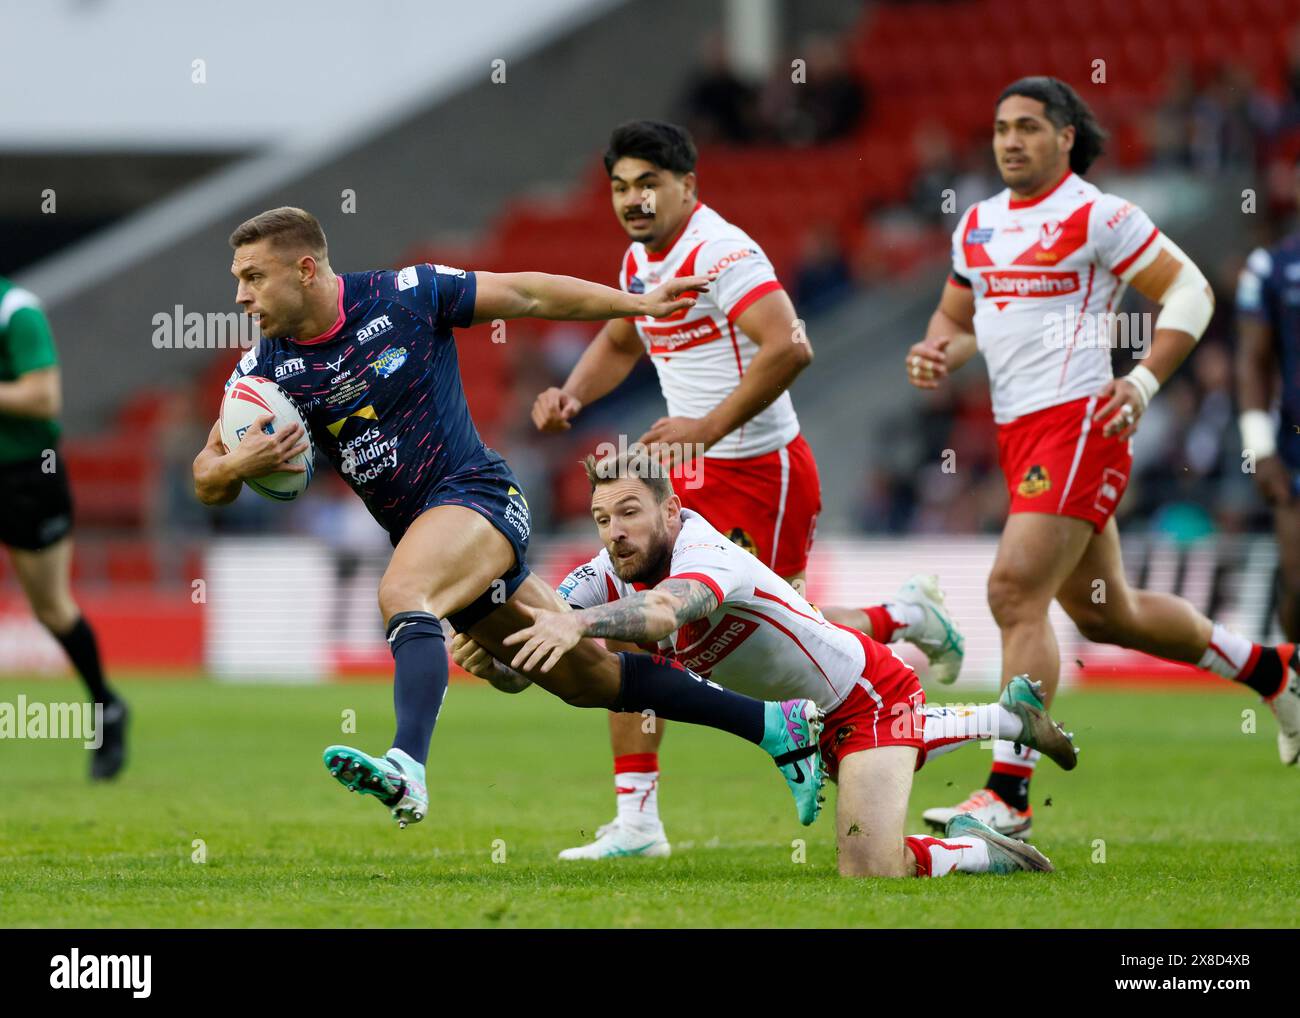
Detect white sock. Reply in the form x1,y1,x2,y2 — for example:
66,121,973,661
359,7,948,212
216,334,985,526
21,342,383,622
1197,622,1254,680
920,703,1023,761
906,834,993,877
614,758,660,831
885,600,926,640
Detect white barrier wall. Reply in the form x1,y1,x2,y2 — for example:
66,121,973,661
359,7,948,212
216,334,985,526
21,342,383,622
220,532,1281,689
205,538,335,682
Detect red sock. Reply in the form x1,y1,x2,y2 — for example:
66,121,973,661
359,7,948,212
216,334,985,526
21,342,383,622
904,835,933,877
863,605,898,643
614,752,658,779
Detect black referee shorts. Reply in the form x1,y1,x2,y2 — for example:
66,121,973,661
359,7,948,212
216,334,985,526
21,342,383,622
0,454,74,551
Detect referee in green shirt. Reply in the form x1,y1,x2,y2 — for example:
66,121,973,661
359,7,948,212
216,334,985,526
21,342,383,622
0,277,127,779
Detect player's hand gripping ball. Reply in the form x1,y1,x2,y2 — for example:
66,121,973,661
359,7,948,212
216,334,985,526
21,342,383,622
219,376,315,501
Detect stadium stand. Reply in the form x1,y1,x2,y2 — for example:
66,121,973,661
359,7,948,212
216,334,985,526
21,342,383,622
8,0,1300,667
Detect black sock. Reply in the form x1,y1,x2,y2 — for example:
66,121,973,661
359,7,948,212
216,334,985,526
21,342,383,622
986,770,1030,812
615,652,765,745
387,611,448,765
53,616,115,706
1237,645,1288,698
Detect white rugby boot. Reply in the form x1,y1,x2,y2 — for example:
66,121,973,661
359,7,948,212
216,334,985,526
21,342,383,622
894,574,965,684
558,819,671,860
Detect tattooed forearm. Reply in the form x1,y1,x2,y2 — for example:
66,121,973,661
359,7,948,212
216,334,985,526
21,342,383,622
577,579,719,643
579,592,666,642
660,578,720,627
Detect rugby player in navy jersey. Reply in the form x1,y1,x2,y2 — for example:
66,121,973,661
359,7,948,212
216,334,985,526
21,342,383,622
192,207,828,829
1237,197,1300,765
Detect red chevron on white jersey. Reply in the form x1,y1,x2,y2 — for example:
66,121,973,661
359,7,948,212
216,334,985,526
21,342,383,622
951,172,1160,423
620,203,798,458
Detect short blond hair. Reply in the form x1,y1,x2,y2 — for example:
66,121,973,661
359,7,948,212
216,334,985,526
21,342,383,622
228,206,328,260
583,451,674,503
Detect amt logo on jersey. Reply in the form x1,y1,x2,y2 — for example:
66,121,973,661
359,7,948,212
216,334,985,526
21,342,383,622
357,315,393,343
274,357,305,380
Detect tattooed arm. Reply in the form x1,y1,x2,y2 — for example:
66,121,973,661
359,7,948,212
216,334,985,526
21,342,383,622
580,579,719,643
503,579,720,674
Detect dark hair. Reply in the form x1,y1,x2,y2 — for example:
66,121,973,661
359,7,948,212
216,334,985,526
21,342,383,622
996,77,1107,175
603,120,697,176
583,450,674,503
228,206,328,259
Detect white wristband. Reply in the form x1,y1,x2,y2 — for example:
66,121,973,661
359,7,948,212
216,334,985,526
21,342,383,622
1239,409,1277,459
1125,365,1160,411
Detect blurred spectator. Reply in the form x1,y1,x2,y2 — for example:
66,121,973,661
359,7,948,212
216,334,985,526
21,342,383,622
1284,23,1300,123
769,35,867,145
1152,62,1277,175
679,33,761,144
863,370,1005,535
1148,64,1198,168
793,35,867,143
792,224,853,316
1187,64,1276,175
908,123,957,226
949,140,999,225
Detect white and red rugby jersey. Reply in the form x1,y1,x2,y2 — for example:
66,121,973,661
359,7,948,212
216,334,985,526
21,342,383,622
620,202,800,458
950,172,1159,424
557,509,899,712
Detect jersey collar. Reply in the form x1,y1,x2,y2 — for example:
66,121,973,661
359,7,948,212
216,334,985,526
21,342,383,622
645,201,703,262
1007,170,1074,210
287,275,346,346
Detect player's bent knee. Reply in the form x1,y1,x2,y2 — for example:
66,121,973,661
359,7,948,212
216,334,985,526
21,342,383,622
521,646,621,709
529,672,613,709
1063,604,1113,644
1062,597,1133,645
537,667,610,709
32,600,77,635
986,570,1048,627
377,575,429,623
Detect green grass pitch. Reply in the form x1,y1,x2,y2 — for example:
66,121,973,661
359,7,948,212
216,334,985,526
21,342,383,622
1,676,1296,927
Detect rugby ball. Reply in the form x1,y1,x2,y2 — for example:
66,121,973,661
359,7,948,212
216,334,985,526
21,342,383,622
219,375,315,501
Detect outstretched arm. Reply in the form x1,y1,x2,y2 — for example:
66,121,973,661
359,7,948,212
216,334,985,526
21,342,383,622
449,577,662,692
572,578,719,644
502,578,719,673
472,271,712,325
